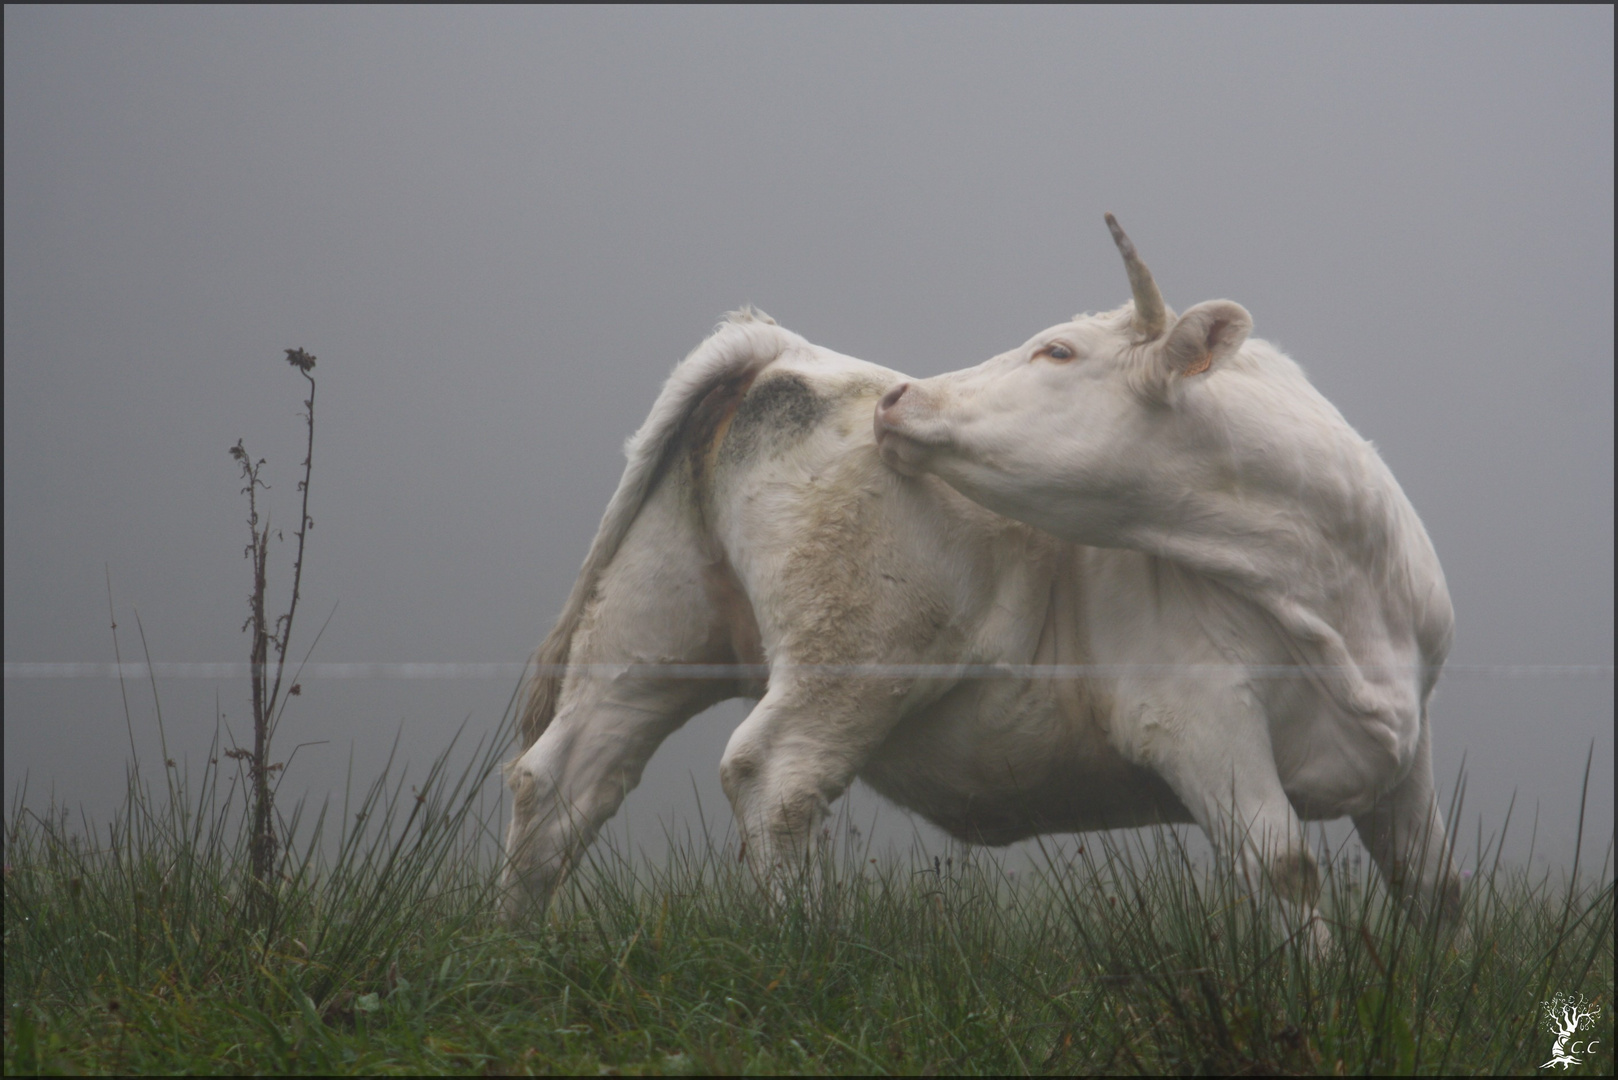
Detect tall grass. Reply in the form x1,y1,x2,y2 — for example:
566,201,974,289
3,681,517,1075
4,697,1612,1074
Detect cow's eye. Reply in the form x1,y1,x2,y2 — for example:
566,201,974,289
1041,343,1075,362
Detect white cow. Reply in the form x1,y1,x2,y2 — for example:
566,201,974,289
874,215,1462,929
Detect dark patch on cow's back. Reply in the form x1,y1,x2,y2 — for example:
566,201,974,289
717,372,829,468
674,371,760,500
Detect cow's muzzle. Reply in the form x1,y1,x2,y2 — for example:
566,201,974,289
874,381,928,477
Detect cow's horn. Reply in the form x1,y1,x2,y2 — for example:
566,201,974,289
1105,213,1167,340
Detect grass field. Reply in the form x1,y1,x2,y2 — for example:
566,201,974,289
5,706,1612,1076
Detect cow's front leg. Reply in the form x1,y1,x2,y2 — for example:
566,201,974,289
719,673,909,886
1133,683,1331,953
1352,719,1463,928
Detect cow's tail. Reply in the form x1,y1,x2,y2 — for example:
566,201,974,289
514,307,797,750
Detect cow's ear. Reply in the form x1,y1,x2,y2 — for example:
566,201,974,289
1160,300,1251,379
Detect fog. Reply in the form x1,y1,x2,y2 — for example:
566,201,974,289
5,7,1612,872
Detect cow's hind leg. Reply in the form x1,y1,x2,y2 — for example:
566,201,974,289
501,485,737,920
719,672,911,888
501,669,721,919
1351,719,1463,926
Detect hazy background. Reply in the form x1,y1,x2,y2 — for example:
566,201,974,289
6,7,1612,871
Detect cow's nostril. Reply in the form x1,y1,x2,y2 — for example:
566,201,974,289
879,383,908,412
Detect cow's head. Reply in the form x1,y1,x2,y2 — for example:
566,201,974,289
873,215,1252,546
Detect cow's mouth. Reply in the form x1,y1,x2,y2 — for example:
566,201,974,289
875,428,928,477
873,380,942,477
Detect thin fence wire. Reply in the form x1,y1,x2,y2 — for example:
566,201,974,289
4,661,1613,680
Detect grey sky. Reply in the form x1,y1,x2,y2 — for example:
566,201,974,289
5,7,1612,867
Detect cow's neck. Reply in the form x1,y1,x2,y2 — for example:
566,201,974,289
1117,441,1440,718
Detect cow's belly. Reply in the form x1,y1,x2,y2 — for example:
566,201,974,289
858,678,1192,845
